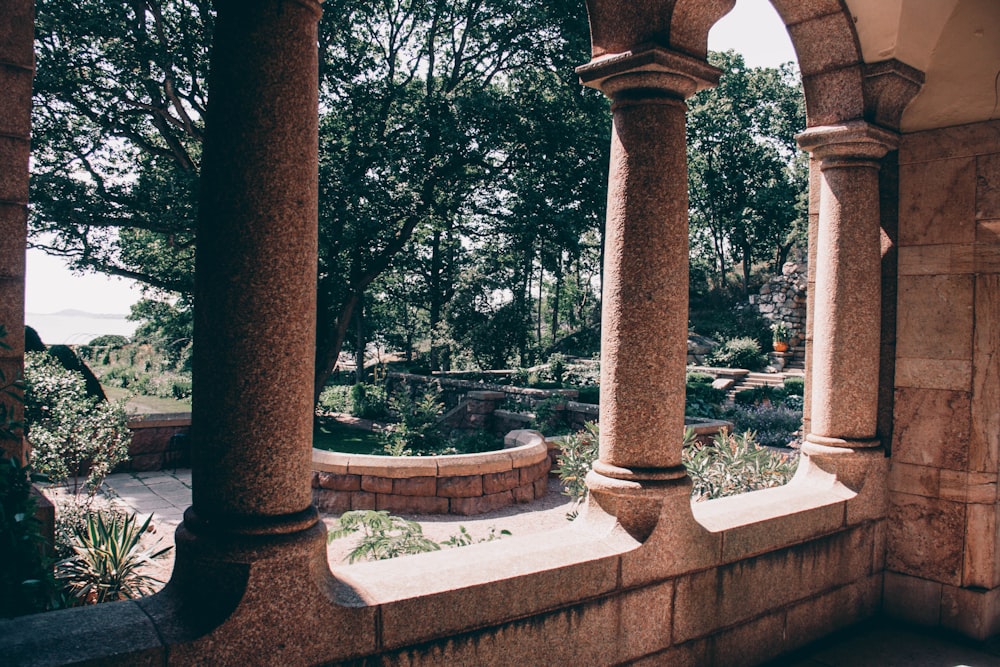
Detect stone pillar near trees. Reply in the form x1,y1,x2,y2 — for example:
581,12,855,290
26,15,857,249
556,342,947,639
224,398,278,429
797,121,897,453
0,0,32,462
577,49,720,539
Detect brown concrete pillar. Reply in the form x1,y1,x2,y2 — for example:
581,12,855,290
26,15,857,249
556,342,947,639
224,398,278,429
797,121,897,452
0,0,32,462
187,0,321,537
577,49,720,539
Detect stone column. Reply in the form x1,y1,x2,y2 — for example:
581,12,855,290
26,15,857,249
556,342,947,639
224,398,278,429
0,0,32,463
797,121,897,451
577,49,720,539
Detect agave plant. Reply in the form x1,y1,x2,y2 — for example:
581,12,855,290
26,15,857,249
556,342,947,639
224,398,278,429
56,511,171,604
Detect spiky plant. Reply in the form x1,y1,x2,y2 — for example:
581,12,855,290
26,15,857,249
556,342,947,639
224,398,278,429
56,511,171,604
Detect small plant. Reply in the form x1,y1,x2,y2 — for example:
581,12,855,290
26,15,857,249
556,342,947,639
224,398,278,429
56,511,171,604
770,322,789,344
685,429,797,501
706,336,768,371
685,373,725,419
555,421,599,517
329,510,511,562
349,382,390,421
530,395,567,434
724,403,803,448
546,353,567,385
783,376,805,396
380,383,446,456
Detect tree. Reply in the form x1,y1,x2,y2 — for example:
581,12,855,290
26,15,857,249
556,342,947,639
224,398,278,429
686,50,807,295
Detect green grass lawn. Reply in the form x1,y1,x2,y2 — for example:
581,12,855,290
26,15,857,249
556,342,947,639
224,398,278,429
105,387,192,415
312,418,383,454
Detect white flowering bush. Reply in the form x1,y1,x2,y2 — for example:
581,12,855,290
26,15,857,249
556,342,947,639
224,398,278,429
24,352,130,495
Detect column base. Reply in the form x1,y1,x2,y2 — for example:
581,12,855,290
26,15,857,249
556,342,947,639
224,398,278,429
799,435,889,522
586,465,692,541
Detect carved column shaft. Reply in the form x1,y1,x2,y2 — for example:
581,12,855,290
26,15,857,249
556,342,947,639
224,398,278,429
798,121,897,448
189,0,322,533
578,49,719,537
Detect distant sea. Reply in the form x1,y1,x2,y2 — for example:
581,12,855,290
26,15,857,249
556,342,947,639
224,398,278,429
26,310,138,346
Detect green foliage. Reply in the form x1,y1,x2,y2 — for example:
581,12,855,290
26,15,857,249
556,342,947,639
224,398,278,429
328,511,441,563
723,404,803,448
56,511,171,605
555,421,599,515
85,335,129,348
706,336,768,371
349,383,390,421
128,299,193,369
530,395,568,435
380,384,446,456
546,353,567,385
329,510,510,562
317,385,352,414
557,422,798,513
0,458,58,617
24,352,131,495
783,376,805,396
685,373,725,418
770,322,790,343
685,429,797,501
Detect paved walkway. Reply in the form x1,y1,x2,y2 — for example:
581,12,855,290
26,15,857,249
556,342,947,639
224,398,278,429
55,470,1000,666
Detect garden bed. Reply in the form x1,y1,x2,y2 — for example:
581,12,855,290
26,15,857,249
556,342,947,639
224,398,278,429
311,430,552,516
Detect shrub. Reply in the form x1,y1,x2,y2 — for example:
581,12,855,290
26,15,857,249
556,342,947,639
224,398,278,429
555,421,599,515
686,429,797,501
575,385,600,405
380,383,446,455
783,376,805,396
706,336,767,371
349,382,390,421
685,375,725,419
56,511,171,604
24,352,131,495
531,395,570,435
86,335,129,349
733,385,783,406
546,353,567,385
317,385,352,414
723,403,803,448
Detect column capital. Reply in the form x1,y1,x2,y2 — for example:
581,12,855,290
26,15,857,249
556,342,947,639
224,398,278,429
576,46,721,100
797,120,898,167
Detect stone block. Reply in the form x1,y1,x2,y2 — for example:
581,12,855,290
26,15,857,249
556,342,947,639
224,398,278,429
898,243,975,276
895,358,972,392
392,475,436,497
360,475,393,494
977,153,1000,220
786,12,858,77
896,274,974,361
672,525,874,643
518,458,550,486
785,575,881,653
708,610,785,667
941,584,1000,640
436,474,483,498
886,492,965,585
891,388,970,470
129,453,163,472
351,491,376,510
769,0,846,27
316,471,361,491
899,121,1000,165
436,450,512,476
312,489,351,514
347,454,436,478
887,461,939,498
963,502,1000,589
972,274,1000,472
450,491,513,515
482,468,520,494
0,66,32,139
883,570,943,626
377,493,448,515
802,66,865,127
512,484,535,504
899,157,977,246
533,476,548,498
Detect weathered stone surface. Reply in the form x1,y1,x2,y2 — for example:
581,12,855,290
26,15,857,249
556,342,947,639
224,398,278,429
899,157,977,246
512,484,535,504
887,493,965,585
351,491,377,510
963,502,1000,589
883,571,943,626
312,489,351,514
317,471,361,491
436,474,483,498
449,491,513,516
482,469,520,494
518,458,550,486
891,388,970,470
361,475,393,494
392,476,437,497
977,153,1000,220
895,358,973,392
377,493,448,515
972,274,1000,472
896,274,974,361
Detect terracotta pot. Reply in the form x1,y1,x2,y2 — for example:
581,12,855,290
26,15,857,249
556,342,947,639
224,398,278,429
773,341,789,352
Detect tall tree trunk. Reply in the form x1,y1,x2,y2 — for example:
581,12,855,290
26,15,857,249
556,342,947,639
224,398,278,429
355,293,365,383
741,243,752,297
551,254,562,341
313,290,359,405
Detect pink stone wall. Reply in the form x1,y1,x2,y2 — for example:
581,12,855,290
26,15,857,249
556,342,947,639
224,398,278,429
123,414,191,472
311,430,551,516
887,119,1000,638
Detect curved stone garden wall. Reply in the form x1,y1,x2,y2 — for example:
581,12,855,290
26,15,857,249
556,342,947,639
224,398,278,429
311,429,552,516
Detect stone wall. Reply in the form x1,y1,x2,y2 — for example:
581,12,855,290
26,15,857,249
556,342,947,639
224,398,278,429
750,255,808,348
311,430,551,515
122,413,191,472
886,119,1000,638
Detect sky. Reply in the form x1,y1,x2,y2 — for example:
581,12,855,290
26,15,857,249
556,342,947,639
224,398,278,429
24,0,797,318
